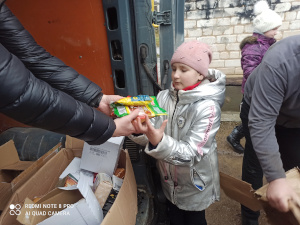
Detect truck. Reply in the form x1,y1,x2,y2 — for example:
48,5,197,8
0,0,185,224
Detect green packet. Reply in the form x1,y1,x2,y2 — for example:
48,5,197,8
110,96,167,120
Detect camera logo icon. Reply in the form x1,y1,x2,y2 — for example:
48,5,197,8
9,204,21,216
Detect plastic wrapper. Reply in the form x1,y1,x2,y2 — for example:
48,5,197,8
93,173,112,192
114,168,125,179
111,95,167,122
64,173,78,187
114,95,152,106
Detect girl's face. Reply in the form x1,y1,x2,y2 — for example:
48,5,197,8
264,27,279,38
171,63,203,90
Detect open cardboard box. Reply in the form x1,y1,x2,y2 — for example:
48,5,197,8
12,136,137,225
0,140,60,211
220,168,300,225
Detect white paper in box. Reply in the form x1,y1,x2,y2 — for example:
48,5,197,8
80,136,124,176
39,177,103,225
38,198,101,225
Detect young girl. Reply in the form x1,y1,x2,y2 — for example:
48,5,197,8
129,40,226,225
227,0,282,155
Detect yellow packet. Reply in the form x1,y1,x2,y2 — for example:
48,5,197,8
114,95,152,106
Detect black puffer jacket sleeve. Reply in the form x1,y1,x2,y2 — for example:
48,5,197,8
0,43,116,145
0,4,102,107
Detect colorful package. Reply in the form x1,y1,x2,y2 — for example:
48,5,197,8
114,95,152,106
111,95,167,121
64,173,78,187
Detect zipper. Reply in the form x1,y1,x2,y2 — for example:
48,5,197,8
162,163,176,203
169,164,178,204
163,162,168,181
171,92,179,134
192,169,205,191
174,166,178,187
170,92,179,204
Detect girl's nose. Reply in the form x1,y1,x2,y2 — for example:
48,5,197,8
173,70,180,78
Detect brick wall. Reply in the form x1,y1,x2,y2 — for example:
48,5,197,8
184,0,300,83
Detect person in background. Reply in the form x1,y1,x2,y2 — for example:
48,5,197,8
226,0,282,154
129,40,226,225
241,34,300,225
0,1,139,145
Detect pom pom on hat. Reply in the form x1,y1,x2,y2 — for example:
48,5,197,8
253,0,269,15
170,40,212,77
253,0,282,34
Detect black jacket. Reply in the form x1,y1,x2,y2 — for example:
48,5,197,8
0,4,115,144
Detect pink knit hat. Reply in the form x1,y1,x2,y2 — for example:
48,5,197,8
170,40,212,76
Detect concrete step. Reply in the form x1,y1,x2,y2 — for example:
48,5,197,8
221,111,241,122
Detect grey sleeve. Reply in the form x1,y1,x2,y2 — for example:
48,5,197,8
248,63,286,182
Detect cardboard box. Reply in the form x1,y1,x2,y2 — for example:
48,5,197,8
14,136,137,225
220,168,300,225
0,140,60,211
20,181,103,225
80,136,125,177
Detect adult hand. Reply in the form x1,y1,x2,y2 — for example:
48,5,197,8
132,115,167,146
267,178,300,212
98,94,123,116
112,109,140,137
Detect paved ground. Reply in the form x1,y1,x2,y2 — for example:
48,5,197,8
206,117,268,225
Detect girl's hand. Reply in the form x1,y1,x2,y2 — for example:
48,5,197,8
132,115,167,146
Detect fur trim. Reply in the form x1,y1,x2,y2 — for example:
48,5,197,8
240,36,258,50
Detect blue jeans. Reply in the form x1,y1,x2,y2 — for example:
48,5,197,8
240,99,300,224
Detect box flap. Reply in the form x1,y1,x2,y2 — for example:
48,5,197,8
0,147,72,221
17,174,103,224
38,198,100,225
255,168,300,201
36,188,81,204
0,140,20,169
0,182,12,209
0,170,20,183
58,157,81,180
105,136,125,145
11,143,61,192
220,171,262,211
17,189,83,225
17,197,36,225
0,143,60,211
253,168,300,225
3,161,34,171
65,136,84,150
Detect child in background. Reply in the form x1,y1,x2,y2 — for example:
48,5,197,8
129,40,226,225
226,0,282,155
239,1,283,224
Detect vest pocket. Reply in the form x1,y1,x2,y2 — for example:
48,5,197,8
191,169,206,191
